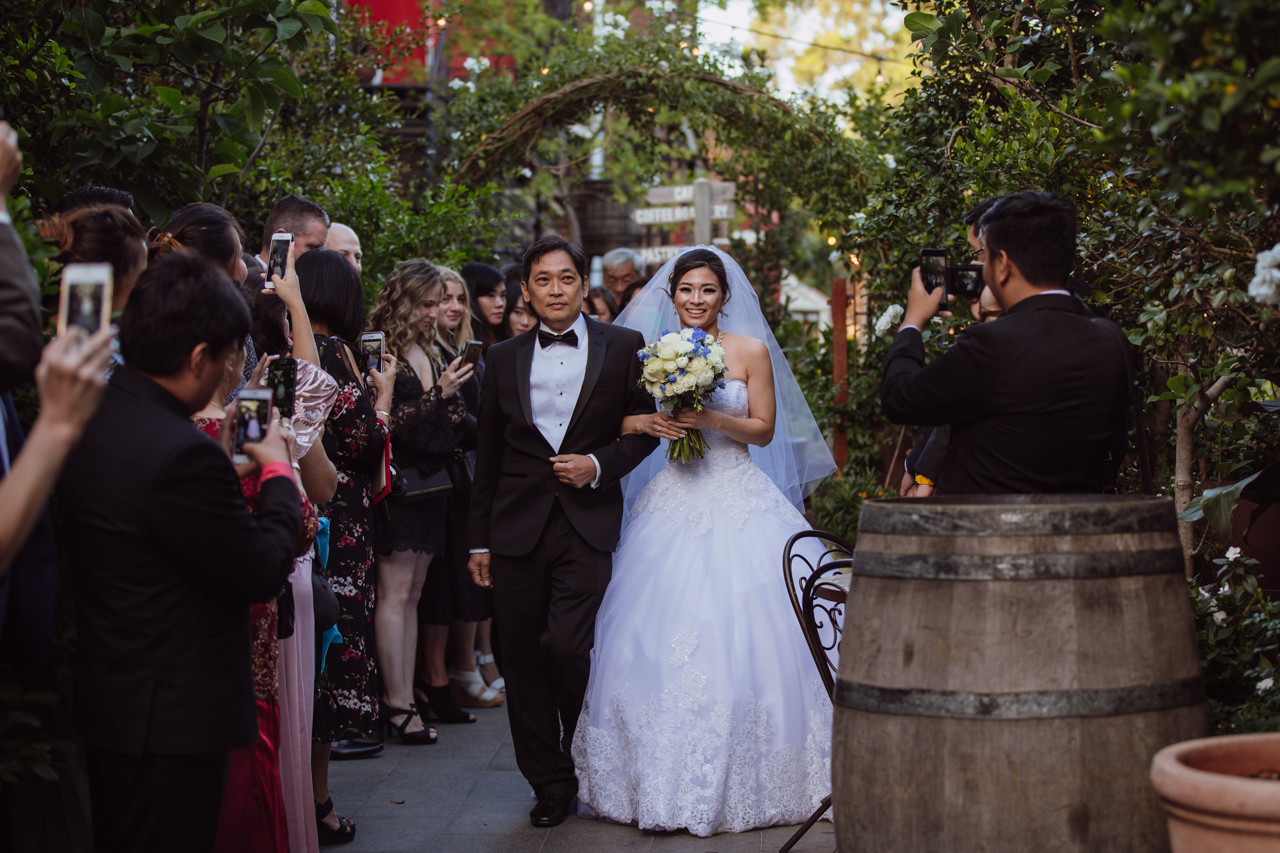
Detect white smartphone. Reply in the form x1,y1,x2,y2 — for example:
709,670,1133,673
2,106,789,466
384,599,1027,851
58,262,114,337
232,389,273,464
359,331,387,374
266,232,293,288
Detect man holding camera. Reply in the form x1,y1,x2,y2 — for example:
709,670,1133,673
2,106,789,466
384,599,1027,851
880,191,1129,495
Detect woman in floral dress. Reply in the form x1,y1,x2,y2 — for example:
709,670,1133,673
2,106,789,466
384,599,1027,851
297,249,395,845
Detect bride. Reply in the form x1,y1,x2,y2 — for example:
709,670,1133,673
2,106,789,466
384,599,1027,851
571,246,837,837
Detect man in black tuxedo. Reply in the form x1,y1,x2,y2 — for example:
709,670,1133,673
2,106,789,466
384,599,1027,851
59,252,302,853
881,191,1129,494
468,236,658,827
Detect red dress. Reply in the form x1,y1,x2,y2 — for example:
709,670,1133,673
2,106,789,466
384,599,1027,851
194,417,319,853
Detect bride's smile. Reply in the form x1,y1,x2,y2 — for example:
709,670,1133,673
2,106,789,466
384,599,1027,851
671,266,725,332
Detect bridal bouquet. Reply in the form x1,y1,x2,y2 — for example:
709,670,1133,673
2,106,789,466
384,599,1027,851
637,327,727,463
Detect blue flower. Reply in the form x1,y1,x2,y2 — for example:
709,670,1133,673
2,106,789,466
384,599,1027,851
716,380,726,389
667,374,678,383
678,368,686,376
638,350,649,360
691,327,706,342
661,329,671,337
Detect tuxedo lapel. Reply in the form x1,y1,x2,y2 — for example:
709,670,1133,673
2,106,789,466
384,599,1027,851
515,333,536,430
566,320,606,437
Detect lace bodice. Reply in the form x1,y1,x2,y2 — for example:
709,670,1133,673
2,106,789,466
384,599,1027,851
628,380,807,536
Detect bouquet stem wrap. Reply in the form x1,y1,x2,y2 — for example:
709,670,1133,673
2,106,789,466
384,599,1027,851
637,327,727,465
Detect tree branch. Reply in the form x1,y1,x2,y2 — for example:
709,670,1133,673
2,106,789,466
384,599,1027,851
217,111,277,206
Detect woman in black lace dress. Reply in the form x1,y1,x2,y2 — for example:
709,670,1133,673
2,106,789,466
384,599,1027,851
368,260,478,739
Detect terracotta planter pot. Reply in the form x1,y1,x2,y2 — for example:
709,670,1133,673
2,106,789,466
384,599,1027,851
1151,733,1280,852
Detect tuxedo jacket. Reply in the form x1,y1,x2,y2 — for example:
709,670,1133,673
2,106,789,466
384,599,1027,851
469,318,659,556
59,368,301,755
880,293,1129,495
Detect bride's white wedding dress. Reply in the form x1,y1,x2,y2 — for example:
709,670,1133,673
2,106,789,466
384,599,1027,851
572,379,832,837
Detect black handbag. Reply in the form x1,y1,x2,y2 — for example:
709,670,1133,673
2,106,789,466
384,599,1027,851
400,465,452,500
312,570,339,633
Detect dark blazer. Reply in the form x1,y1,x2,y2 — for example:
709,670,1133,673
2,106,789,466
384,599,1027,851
469,318,659,556
880,293,1129,495
58,368,301,755
0,222,42,391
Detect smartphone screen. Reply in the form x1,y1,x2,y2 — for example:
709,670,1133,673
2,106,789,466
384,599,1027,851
233,390,273,464
58,263,114,337
919,249,948,295
266,357,297,419
948,264,985,301
461,340,483,368
360,332,386,373
266,233,293,286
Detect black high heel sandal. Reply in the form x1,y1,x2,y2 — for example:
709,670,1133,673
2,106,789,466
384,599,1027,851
315,796,356,846
381,703,437,745
416,681,477,724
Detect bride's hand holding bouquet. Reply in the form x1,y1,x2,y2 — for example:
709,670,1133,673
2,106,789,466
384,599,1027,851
636,326,727,463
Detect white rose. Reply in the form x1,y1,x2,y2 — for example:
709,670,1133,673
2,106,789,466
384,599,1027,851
650,383,665,399
675,340,695,355
644,363,665,383
694,364,714,385
675,356,689,368
874,304,905,336
1250,243,1280,305
661,332,682,346
662,360,678,373
657,343,678,360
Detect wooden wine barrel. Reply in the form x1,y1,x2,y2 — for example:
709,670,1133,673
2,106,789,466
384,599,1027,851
832,495,1207,853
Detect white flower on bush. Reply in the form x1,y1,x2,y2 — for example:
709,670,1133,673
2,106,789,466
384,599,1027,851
1257,677,1275,694
448,78,475,93
1226,546,1243,561
1213,611,1228,625
1250,243,1280,306
874,304,904,336
462,56,491,74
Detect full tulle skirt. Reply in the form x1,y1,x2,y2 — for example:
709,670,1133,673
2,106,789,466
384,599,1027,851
572,453,832,837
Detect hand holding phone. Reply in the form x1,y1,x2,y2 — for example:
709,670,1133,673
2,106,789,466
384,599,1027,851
460,340,483,369
232,389,273,464
437,357,474,398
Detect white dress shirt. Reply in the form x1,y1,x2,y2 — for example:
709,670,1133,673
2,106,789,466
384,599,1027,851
531,313,601,487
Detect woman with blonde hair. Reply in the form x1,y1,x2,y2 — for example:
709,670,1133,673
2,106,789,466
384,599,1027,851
368,259,479,737
427,266,503,709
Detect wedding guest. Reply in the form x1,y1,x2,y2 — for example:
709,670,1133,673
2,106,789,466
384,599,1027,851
53,186,134,215
0,121,41,391
326,223,363,274
298,248,393,845
0,328,114,574
463,262,506,349
250,254,341,853
187,337,319,853
247,194,330,287
501,279,539,339
38,204,147,313
58,251,302,853
587,286,618,323
427,266,501,707
601,247,642,307
368,260,487,733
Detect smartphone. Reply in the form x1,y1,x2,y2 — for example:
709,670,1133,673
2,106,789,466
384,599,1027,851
460,339,483,369
58,262,114,337
266,357,297,419
359,331,387,374
919,249,948,296
233,389,273,464
948,263,986,301
266,232,293,288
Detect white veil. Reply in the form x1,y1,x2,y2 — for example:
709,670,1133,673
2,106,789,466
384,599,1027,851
615,245,837,515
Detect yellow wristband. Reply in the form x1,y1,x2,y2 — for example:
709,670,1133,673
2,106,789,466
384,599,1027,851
915,474,935,486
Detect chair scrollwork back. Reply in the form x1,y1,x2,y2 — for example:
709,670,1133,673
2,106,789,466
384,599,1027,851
782,530,853,699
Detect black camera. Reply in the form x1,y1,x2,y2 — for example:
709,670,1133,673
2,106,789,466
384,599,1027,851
919,249,986,303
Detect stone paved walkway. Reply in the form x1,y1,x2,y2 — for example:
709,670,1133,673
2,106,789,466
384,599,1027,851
328,704,836,853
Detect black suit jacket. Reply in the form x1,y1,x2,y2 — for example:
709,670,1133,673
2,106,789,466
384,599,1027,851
880,293,1129,495
58,368,302,755
0,222,42,391
469,318,659,556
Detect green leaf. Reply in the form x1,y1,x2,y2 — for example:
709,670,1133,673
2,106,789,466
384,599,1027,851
903,12,942,33
208,163,241,180
275,17,303,40
154,86,184,112
244,86,265,131
1187,470,1264,537
259,66,303,100
197,24,226,43
295,0,332,15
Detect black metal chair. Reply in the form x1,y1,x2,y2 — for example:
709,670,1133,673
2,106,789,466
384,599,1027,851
779,529,854,853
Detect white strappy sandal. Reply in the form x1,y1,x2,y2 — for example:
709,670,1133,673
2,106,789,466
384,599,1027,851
476,651,505,692
447,667,503,708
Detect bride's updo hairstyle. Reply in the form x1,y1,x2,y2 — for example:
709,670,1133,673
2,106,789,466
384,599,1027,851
666,248,731,314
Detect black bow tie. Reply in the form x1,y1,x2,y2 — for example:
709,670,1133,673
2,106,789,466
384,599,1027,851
538,328,578,349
